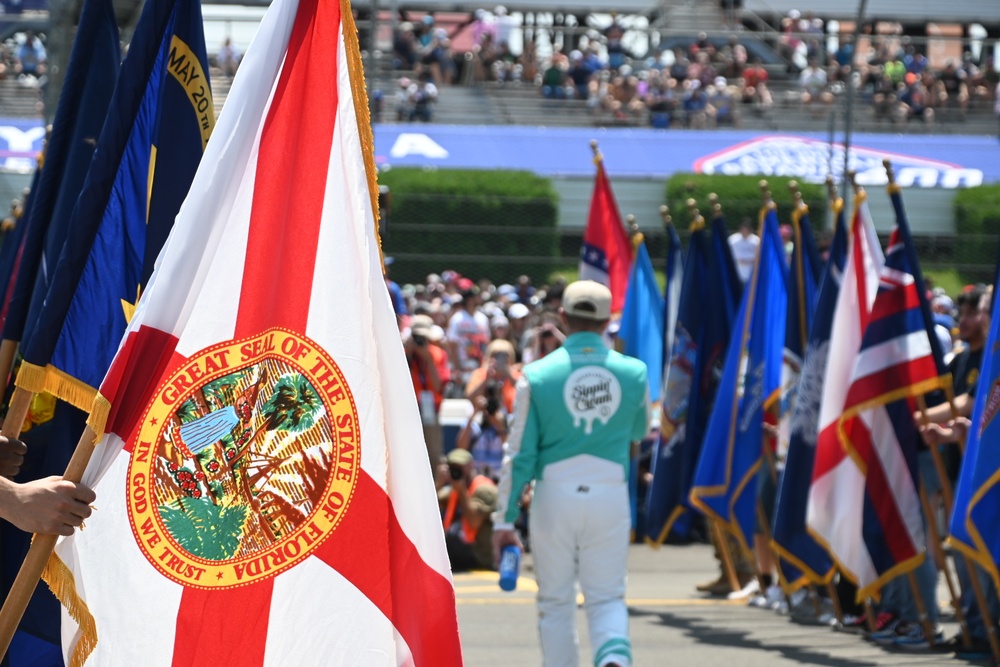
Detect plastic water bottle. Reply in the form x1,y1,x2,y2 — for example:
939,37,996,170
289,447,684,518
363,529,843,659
498,545,521,592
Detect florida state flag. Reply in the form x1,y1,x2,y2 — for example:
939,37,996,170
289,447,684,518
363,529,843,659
50,0,462,663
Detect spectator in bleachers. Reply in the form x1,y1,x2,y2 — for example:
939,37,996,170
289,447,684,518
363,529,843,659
669,49,690,84
897,73,935,126
682,78,709,129
604,19,631,72
15,31,46,79
567,50,594,100
799,57,832,116
645,71,678,128
541,56,568,99
407,72,439,122
707,77,741,128
394,76,413,120
904,47,929,77
603,67,645,122
741,58,773,113
217,38,240,78
393,22,418,71
936,60,969,119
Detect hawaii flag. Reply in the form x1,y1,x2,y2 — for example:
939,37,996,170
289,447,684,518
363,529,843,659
52,0,462,663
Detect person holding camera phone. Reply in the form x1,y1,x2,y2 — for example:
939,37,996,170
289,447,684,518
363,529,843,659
436,448,498,571
457,392,508,482
465,339,521,414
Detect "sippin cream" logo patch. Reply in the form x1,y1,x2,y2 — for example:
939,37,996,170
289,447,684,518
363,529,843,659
564,366,622,435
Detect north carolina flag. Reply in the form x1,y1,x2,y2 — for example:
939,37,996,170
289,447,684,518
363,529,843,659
52,0,462,663
579,154,632,314
806,194,886,595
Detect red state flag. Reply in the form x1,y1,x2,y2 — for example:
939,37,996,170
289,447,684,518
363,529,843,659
579,156,632,314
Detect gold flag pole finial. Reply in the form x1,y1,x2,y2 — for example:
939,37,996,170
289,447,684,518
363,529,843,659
659,205,672,228
847,170,866,204
759,179,774,207
826,174,844,215
686,198,704,232
789,180,807,224
590,139,602,166
884,159,902,194
627,214,644,248
708,192,722,219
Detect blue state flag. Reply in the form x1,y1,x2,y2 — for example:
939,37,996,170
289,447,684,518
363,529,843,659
619,239,664,403
662,221,683,388
16,0,214,405
644,222,707,544
772,199,848,591
0,0,120,346
0,1,119,664
691,207,788,553
950,246,1000,590
0,167,39,324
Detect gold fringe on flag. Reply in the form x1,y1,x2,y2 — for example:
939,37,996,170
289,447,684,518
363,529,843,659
41,552,97,667
87,392,112,443
41,365,97,414
340,0,381,252
13,360,47,394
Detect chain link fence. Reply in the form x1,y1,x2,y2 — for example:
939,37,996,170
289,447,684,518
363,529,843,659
380,193,1000,294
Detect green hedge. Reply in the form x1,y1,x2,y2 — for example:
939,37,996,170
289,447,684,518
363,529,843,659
665,174,827,233
378,168,559,285
954,184,1000,235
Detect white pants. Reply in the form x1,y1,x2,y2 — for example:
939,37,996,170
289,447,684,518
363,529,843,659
530,480,631,667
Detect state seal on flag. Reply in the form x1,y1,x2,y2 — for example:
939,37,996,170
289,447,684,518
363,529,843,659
126,328,360,589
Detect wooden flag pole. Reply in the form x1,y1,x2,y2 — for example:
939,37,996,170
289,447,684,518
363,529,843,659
905,568,938,648
919,481,971,646
2,386,35,441
0,424,98,658
0,340,17,392
825,581,844,625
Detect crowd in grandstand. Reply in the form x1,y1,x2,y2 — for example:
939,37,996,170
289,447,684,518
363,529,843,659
388,8,999,130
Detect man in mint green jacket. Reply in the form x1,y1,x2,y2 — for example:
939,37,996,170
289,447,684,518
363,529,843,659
493,280,650,667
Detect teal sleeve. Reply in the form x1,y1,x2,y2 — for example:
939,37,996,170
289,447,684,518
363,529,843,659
501,376,539,524
630,370,651,443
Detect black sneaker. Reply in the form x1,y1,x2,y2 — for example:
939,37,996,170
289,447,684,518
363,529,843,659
935,633,992,661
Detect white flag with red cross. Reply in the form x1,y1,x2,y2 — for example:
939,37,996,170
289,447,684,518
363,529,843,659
51,0,463,663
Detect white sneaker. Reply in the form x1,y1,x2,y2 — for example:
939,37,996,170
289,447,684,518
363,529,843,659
764,585,785,610
727,578,760,601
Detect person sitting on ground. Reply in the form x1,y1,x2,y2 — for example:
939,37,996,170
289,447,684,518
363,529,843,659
436,448,498,571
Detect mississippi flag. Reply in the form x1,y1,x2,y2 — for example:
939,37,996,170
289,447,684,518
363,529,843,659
579,153,632,314
53,0,462,663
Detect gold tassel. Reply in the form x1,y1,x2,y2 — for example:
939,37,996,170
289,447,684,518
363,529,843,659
14,360,47,393
42,365,97,414
87,393,112,443
339,0,381,253
41,552,97,667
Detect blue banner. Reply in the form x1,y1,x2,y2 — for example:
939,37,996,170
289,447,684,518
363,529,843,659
620,240,664,403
